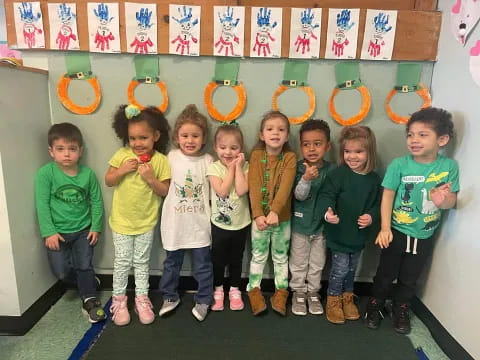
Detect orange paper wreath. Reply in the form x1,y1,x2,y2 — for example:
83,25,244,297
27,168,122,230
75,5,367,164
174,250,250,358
328,85,371,126
385,83,432,125
204,81,246,122
57,75,102,115
272,85,316,125
127,80,169,113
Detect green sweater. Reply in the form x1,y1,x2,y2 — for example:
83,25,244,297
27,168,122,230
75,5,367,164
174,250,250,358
317,164,381,253
35,162,104,237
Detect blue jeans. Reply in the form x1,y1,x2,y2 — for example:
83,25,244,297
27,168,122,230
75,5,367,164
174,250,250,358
327,251,361,296
47,228,96,300
159,246,213,305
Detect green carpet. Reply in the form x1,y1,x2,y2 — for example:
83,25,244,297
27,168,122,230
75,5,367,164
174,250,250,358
86,294,418,360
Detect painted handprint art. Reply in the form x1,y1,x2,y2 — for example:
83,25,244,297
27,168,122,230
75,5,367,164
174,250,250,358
361,10,397,60
289,8,321,59
87,2,120,53
169,5,200,56
14,2,45,49
213,6,245,57
325,8,359,59
48,3,79,50
250,7,282,58
126,3,157,54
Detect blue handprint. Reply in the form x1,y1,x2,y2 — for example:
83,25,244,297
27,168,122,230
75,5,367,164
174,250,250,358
257,7,277,28
172,5,198,27
373,12,392,33
136,8,153,29
19,2,41,22
336,9,355,31
218,6,239,28
94,3,114,24
58,3,75,24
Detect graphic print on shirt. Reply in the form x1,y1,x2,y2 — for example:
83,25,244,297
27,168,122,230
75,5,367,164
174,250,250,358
54,184,86,203
174,169,205,214
215,196,238,225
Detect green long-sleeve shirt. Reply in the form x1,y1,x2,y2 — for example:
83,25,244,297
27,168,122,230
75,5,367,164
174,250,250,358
35,162,104,238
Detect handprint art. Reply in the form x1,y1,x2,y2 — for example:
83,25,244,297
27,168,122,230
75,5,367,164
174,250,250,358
130,8,154,54
171,5,199,55
253,7,277,57
368,12,392,58
215,6,240,56
294,8,319,55
93,3,114,51
18,2,43,48
332,9,355,57
56,4,77,50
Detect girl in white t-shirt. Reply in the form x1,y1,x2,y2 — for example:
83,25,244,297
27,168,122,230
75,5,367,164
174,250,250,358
158,104,214,322
105,104,171,326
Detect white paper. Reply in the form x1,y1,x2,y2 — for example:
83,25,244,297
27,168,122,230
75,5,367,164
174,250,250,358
13,2,45,49
87,2,121,53
48,3,79,50
469,40,480,86
360,10,397,61
169,4,201,56
250,7,282,58
213,6,245,57
289,8,321,59
451,0,480,46
325,8,359,59
125,3,157,54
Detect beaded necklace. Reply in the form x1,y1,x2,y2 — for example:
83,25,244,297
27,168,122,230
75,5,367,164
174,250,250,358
261,150,285,214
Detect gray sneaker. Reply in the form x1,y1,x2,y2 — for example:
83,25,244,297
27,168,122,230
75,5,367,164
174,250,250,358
159,299,180,316
192,303,209,321
291,292,307,316
307,292,324,315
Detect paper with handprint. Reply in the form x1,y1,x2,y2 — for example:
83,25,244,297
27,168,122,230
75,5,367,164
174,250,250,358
213,6,245,57
48,3,79,50
169,4,201,56
361,9,397,60
87,2,120,53
289,8,322,59
125,3,157,54
451,0,480,46
250,7,282,58
13,2,45,49
325,8,359,59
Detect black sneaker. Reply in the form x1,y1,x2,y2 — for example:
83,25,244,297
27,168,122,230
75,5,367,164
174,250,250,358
364,297,384,330
393,303,411,334
82,297,106,323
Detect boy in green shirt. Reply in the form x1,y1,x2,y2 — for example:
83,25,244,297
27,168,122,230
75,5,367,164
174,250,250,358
35,123,106,323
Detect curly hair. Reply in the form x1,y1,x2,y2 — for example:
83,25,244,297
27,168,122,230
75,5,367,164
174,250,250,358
407,107,454,139
338,125,377,173
112,105,170,154
48,122,83,147
172,104,209,148
299,119,331,142
253,110,292,152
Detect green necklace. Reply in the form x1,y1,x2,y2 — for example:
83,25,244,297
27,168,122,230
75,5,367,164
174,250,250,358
261,150,285,214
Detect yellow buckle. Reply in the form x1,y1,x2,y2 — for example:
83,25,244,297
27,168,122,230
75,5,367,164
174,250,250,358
345,80,352,88
76,72,85,79
223,80,231,86
401,85,409,93
289,80,297,87
145,76,152,84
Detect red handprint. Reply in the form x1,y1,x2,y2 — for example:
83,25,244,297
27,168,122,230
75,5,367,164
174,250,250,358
130,34,153,54
56,25,76,50
294,31,317,55
253,32,275,56
332,32,349,57
95,26,114,51
171,33,198,55
23,23,42,48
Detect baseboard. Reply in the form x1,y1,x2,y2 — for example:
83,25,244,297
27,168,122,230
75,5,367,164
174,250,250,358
0,281,65,336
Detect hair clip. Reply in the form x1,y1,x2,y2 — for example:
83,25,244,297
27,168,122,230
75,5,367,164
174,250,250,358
222,119,239,127
125,104,141,119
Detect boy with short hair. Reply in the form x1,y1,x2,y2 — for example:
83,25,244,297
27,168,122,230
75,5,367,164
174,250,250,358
365,107,459,334
289,119,335,316
35,123,106,323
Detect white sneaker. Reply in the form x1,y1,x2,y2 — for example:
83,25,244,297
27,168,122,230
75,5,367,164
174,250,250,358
192,303,209,321
291,292,307,316
159,299,180,316
307,292,324,315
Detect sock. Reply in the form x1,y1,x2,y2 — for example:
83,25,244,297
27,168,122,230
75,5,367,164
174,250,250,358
215,286,223,291
230,286,239,291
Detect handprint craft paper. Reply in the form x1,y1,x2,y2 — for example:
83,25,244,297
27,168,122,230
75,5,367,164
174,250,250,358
169,4,201,56
289,8,322,59
361,9,397,60
48,3,79,50
325,8,359,59
250,7,282,58
87,2,120,53
213,6,245,57
125,3,157,54
13,2,45,49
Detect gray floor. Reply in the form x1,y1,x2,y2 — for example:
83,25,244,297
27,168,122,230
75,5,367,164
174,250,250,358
0,291,449,360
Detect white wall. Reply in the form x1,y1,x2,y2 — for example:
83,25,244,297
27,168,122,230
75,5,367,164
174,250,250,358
419,1,480,358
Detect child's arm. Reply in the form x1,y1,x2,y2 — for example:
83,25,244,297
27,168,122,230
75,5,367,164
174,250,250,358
88,170,104,245
105,159,138,186
209,160,236,199
249,151,268,231
137,163,170,196
317,171,340,223
430,183,457,209
234,154,248,197
358,176,382,229
375,188,396,248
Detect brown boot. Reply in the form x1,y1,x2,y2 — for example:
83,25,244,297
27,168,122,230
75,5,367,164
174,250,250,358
342,292,360,320
270,288,289,316
247,287,267,315
326,295,345,324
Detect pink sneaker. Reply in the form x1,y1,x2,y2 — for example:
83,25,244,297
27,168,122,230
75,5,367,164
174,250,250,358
110,295,130,326
229,288,244,311
211,288,224,311
135,295,155,325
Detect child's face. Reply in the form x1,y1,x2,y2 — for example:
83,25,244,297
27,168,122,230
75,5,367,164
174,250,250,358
407,122,449,163
128,120,160,157
260,117,289,154
215,133,242,167
301,130,330,166
49,138,83,170
177,123,204,156
343,139,368,173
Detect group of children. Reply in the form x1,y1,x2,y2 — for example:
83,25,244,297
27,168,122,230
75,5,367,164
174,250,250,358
34,104,459,335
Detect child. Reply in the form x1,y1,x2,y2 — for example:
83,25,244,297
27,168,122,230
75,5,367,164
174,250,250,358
105,105,171,326
247,111,297,316
289,119,335,316
158,104,214,322
207,124,250,311
319,126,381,325
365,107,459,334
35,123,106,323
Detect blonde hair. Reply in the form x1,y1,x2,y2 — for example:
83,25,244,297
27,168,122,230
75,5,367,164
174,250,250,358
172,104,209,148
214,124,244,151
338,126,377,173
253,110,292,151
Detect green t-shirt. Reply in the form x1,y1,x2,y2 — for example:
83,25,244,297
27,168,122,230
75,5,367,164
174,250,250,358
382,154,460,239
35,162,103,237
207,160,251,230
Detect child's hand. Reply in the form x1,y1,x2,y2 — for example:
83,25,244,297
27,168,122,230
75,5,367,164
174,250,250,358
266,211,279,227
236,153,246,169
357,214,372,229
325,207,339,224
375,229,393,248
87,231,100,245
119,158,138,175
255,216,268,231
138,163,155,183
45,233,65,251
430,183,452,207
302,162,318,181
